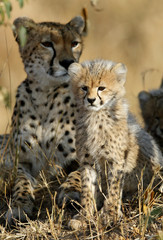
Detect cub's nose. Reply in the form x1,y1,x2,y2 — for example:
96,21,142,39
87,98,96,104
59,59,75,70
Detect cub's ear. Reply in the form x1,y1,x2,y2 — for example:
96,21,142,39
111,63,127,85
12,17,35,42
68,63,82,78
68,16,85,35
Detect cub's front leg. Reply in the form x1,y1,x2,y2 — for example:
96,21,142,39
99,159,125,227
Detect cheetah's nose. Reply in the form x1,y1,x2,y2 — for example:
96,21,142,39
59,59,75,70
87,98,96,104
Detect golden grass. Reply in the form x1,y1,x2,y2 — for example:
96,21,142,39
0,144,162,240
0,0,163,133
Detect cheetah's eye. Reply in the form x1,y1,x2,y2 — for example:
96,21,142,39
82,86,88,92
41,41,53,48
71,41,79,48
98,86,106,91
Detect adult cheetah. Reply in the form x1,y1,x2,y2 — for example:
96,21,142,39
0,16,85,225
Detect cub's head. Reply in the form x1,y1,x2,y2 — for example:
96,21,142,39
13,16,85,86
138,81,163,149
68,59,127,111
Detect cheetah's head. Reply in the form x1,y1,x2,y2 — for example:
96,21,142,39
13,16,85,87
138,81,163,147
68,59,127,111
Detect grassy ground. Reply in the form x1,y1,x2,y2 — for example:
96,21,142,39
0,155,162,240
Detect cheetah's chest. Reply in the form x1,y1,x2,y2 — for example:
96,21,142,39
76,110,128,164
28,84,77,168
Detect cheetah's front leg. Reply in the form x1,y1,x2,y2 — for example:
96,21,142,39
6,165,37,225
68,165,98,230
57,170,81,208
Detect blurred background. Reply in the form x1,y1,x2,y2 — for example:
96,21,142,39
0,0,163,133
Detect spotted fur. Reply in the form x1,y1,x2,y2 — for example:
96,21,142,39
66,59,163,230
0,16,85,225
138,80,163,153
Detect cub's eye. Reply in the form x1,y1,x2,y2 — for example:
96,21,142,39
71,41,79,48
98,86,106,91
82,86,88,91
41,41,53,48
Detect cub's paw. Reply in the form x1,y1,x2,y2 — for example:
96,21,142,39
99,208,122,227
99,212,114,227
68,214,87,231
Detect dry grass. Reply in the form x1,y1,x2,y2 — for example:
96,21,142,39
0,143,162,240
1,0,163,133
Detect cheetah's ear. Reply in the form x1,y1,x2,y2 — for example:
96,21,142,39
138,91,151,110
67,16,85,35
138,91,151,103
111,63,127,85
68,63,82,78
12,17,36,43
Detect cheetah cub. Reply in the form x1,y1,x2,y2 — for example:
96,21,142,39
68,59,163,230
